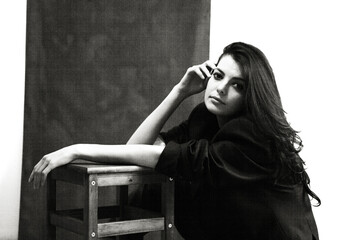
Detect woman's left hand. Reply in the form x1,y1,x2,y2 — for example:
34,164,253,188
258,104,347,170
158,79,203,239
28,145,77,189
175,60,217,98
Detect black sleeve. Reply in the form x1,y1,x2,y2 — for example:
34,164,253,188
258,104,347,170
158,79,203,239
159,102,217,144
159,120,189,144
155,117,276,187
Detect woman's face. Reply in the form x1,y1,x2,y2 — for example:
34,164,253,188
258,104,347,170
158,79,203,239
204,54,246,125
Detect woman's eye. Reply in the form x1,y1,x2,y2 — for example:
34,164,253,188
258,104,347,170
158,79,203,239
213,73,222,80
233,83,244,91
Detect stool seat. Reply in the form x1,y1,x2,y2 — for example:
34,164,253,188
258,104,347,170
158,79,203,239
49,160,174,240
60,160,154,174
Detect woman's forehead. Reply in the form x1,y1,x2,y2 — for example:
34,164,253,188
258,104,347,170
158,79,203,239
217,55,243,79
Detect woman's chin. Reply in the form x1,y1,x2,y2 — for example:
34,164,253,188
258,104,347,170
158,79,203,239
205,100,223,116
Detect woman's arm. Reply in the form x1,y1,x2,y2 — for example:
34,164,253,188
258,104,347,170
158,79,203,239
127,86,187,145
28,143,165,189
127,60,216,145
28,60,215,189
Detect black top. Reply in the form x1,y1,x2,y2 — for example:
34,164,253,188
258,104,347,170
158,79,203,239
155,103,319,240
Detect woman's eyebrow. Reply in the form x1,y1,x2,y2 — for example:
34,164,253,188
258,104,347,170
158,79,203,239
215,67,245,81
234,77,245,82
214,67,224,75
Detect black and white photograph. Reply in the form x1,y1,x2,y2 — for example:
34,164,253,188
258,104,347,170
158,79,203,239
1,0,359,239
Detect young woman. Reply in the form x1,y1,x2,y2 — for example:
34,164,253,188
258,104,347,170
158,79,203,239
29,42,320,239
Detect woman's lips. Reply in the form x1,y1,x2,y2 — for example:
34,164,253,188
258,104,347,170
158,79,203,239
209,96,225,104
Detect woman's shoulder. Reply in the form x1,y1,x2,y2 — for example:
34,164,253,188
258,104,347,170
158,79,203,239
187,103,269,146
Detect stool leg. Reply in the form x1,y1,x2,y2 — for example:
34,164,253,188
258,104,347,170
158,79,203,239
117,186,128,240
84,174,99,240
161,178,175,240
118,185,128,220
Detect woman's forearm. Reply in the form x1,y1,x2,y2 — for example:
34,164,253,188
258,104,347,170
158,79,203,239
28,143,164,189
127,85,187,145
127,60,214,145
29,60,213,189
74,143,165,168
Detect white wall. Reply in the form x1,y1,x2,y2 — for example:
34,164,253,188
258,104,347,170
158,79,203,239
0,1,26,239
210,0,359,239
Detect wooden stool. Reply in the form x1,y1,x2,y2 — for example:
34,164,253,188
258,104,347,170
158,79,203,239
48,160,174,240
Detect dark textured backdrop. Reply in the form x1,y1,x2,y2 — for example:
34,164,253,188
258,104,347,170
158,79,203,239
19,0,210,239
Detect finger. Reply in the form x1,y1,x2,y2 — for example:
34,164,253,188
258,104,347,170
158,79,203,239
31,161,43,188
205,60,217,72
34,172,43,190
33,172,39,189
36,162,50,189
28,159,43,183
31,158,45,174
37,159,50,174
193,67,206,79
33,168,42,189
28,169,35,182
40,165,52,187
33,160,50,189
199,64,212,78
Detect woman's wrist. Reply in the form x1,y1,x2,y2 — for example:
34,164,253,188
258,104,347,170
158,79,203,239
172,84,191,100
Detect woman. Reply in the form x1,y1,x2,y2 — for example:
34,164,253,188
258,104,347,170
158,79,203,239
29,42,320,239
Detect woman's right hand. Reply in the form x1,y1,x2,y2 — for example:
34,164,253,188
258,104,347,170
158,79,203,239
28,145,78,189
175,60,217,98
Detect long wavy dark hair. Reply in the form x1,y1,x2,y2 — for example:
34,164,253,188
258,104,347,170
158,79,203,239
219,42,321,206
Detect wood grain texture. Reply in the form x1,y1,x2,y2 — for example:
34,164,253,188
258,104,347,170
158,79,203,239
84,174,99,239
98,218,165,237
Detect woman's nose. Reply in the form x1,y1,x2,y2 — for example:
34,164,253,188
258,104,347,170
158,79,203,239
216,81,227,95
